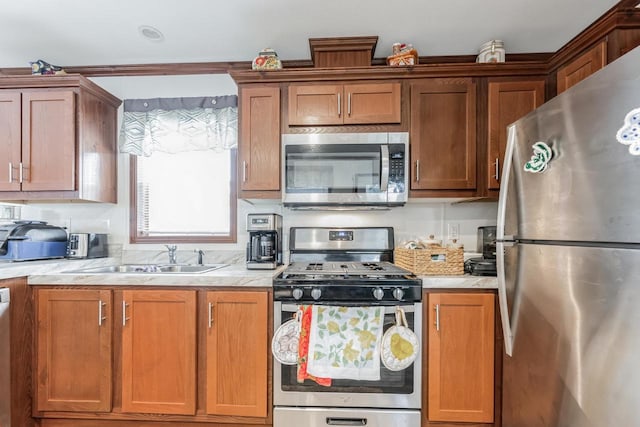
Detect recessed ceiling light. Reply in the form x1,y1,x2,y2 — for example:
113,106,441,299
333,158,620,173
138,25,164,42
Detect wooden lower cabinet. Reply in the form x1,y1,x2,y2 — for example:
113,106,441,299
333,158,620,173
121,289,197,415
35,289,112,412
426,292,495,424
33,287,270,425
205,291,269,417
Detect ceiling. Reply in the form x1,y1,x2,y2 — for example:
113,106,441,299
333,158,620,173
0,0,624,69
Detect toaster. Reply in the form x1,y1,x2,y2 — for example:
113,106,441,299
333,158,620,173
67,233,108,259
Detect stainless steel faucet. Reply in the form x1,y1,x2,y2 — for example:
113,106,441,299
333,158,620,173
165,245,177,264
194,249,205,265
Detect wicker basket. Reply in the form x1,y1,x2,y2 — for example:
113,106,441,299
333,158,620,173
394,245,464,276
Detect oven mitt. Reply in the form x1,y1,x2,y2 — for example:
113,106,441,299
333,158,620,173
380,307,419,371
272,317,300,365
297,305,332,386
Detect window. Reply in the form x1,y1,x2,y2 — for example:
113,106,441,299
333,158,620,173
120,96,238,243
130,149,237,243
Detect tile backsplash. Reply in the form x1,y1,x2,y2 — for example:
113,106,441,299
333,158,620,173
8,198,497,262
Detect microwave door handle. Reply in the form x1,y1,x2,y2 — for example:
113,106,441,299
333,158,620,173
380,145,389,192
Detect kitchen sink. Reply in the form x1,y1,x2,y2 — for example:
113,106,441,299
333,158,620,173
66,263,228,274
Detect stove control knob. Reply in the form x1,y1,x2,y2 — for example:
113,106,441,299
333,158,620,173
372,287,385,301
292,288,304,300
311,288,322,300
393,288,405,301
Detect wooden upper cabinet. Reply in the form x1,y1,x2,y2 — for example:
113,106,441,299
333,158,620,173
238,85,281,194
487,79,545,190
427,292,495,423
288,84,342,125
288,82,401,125
410,78,477,191
35,289,112,412
22,91,76,191
557,41,607,94
0,75,120,202
121,290,197,415
0,91,21,191
206,290,269,418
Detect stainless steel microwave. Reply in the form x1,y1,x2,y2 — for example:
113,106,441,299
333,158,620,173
282,132,409,208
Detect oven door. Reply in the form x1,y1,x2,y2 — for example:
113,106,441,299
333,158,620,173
273,301,422,409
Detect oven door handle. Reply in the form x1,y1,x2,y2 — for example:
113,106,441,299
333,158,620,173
281,303,418,314
326,417,367,426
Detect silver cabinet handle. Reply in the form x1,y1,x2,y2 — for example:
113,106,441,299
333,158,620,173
19,162,23,183
435,304,440,331
122,301,129,326
494,157,500,181
208,302,214,328
415,160,420,182
337,92,341,117
98,300,107,326
242,161,247,183
347,92,352,116
8,162,13,183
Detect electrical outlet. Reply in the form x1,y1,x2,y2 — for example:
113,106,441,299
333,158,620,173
447,223,460,241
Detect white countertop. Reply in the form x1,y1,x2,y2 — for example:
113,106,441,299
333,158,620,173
27,261,284,287
0,258,496,290
421,275,497,289
0,257,121,281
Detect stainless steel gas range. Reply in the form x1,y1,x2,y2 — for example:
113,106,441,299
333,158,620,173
272,227,422,427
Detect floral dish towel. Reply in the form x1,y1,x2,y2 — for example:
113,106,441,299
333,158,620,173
297,305,332,386
306,306,384,381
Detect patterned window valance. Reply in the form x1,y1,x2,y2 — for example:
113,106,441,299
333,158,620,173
119,95,238,156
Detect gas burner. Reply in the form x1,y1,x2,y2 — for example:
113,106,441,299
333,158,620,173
362,263,384,271
305,263,323,271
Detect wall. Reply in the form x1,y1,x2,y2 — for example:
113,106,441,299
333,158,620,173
13,74,497,259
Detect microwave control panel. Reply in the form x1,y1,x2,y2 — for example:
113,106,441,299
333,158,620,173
388,144,406,193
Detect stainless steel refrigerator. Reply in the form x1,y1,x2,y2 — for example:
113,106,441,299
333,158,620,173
497,45,640,427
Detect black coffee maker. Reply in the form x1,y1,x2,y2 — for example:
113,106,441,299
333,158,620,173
246,213,282,270
465,226,497,276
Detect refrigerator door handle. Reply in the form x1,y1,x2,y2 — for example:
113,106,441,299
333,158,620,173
497,240,514,356
496,124,518,356
497,125,517,242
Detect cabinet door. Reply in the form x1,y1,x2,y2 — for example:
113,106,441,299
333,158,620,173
206,291,268,417
343,82,401,124
557,41,607,94
21,90,76,191
427,292,495,423
121,290,197,415
0,91,22,191
288,84,343,125
35,289,112,412
410,79,477,190
239,85,281,192
487,80,545,190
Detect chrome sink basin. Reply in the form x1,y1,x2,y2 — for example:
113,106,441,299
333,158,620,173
67,263,228,274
